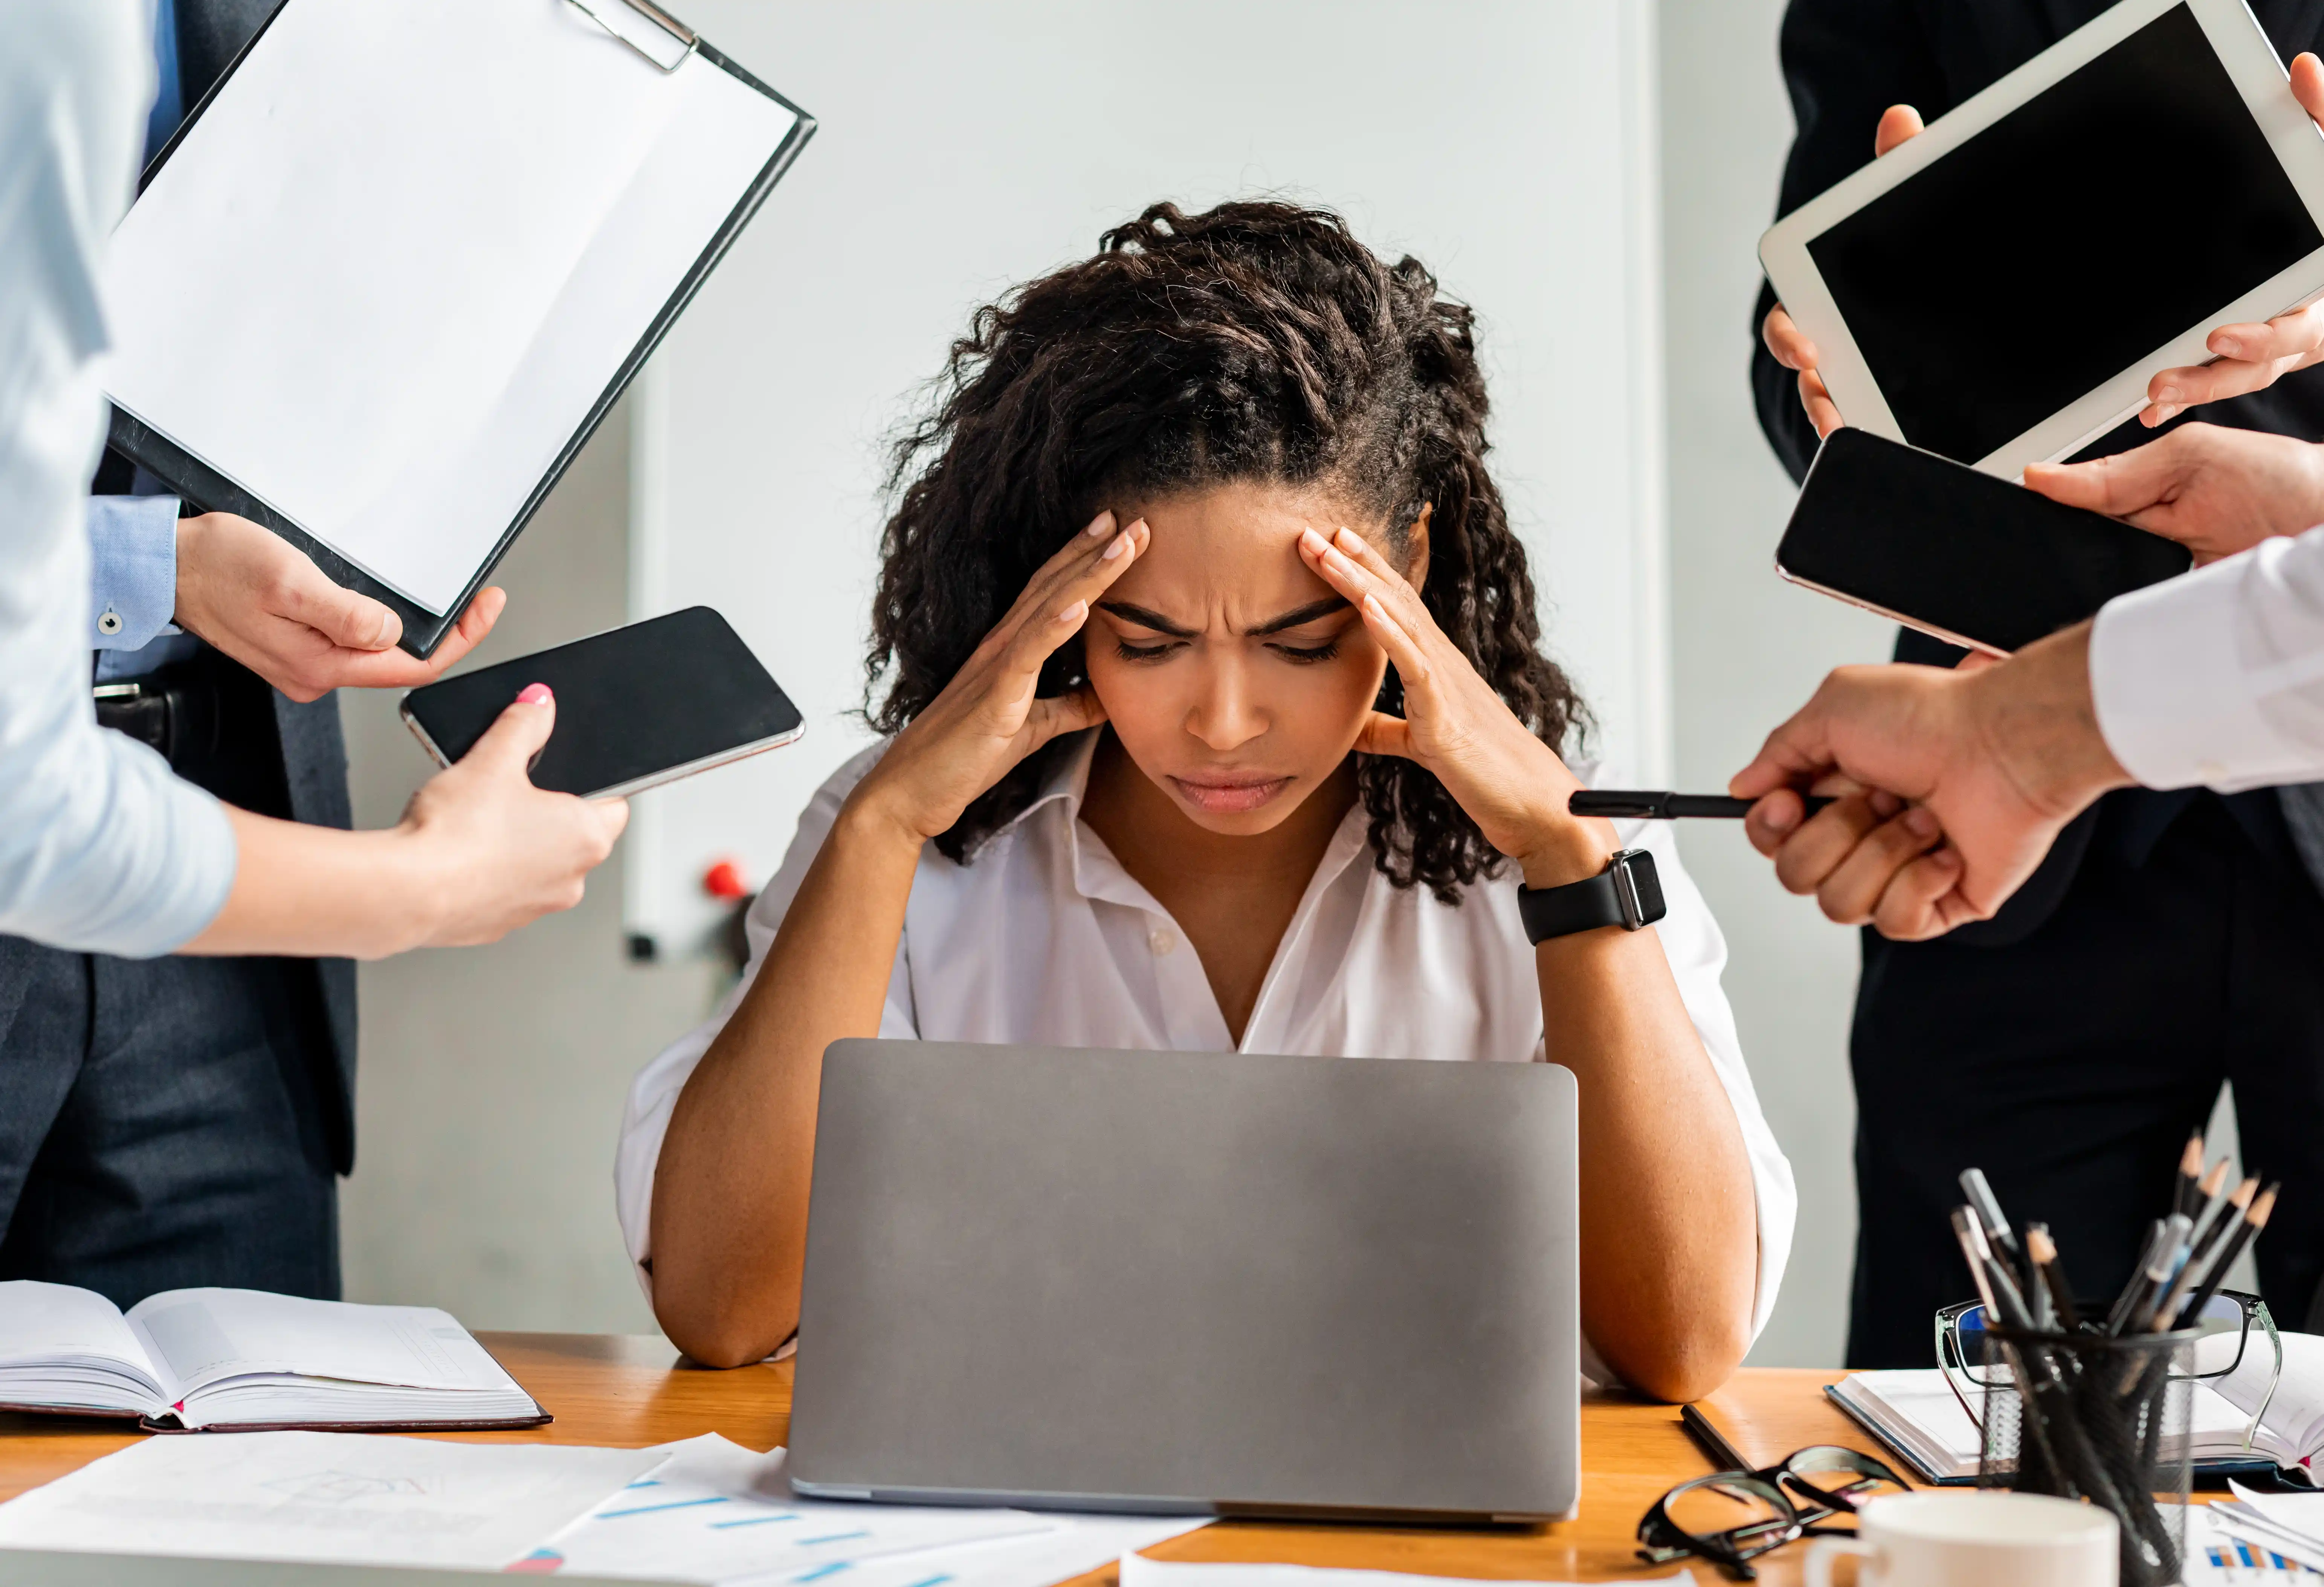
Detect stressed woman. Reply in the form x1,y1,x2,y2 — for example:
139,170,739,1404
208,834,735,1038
617,202,1794,1401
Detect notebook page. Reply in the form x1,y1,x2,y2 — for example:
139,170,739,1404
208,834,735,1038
124,1288,519,1401
0,1280,164,1405
2214,1330,2324,1468
102,0,797,613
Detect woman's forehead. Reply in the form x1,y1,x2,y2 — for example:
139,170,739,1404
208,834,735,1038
1105,481,1382,612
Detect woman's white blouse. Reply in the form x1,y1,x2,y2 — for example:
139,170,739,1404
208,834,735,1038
616,733,1797,1375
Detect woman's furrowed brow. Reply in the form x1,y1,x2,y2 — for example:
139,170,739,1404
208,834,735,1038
1095,595,1351,638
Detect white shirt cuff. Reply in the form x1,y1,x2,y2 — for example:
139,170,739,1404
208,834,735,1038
2090,554,2319,793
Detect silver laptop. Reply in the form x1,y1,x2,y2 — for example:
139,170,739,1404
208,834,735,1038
787,1040,1580,1522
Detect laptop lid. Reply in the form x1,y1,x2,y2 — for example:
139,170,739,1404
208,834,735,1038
788,1041,1580,1522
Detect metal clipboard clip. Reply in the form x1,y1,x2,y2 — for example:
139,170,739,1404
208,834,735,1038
565,0,699,72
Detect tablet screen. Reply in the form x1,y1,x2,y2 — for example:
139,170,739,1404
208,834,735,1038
1806,2,2321,464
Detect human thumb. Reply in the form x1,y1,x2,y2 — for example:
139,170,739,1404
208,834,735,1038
459,684,557,780
2022,455,2138,517
307,580,403,651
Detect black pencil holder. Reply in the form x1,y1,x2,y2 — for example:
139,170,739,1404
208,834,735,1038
1977,1325,2195,1587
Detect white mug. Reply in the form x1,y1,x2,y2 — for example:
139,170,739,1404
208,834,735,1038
1803,1492,2119,1587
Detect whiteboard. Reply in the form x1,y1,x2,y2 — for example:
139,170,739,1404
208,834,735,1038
625,0,1668,953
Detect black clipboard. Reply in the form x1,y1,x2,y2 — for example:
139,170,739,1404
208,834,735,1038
104,0,816,658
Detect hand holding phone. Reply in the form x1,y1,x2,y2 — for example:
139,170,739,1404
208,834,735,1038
401,607,802,799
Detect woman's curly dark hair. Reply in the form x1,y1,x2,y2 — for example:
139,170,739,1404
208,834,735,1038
867,199,1586,903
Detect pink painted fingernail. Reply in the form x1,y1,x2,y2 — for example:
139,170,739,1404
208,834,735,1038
517,683,552,706
1058,600,1087,624
1086,510,1116,537
1102,533,1130,561
1335,526,1363,550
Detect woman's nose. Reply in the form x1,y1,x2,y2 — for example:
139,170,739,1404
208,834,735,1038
1184,662,1267,752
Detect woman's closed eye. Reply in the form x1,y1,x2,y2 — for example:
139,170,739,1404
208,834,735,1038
1113,636,1185,663
1267,636,1341,665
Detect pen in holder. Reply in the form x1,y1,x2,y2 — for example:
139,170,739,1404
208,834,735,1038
1977,1322,2195,1587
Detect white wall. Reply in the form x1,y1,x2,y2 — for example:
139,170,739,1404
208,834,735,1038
1657,0,1896,1366
625,0,1672,951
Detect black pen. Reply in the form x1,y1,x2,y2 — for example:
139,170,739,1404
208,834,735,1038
1570,790,1837,820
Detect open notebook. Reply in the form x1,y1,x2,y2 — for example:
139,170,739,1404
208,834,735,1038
102,0,812,649
0,1282,545,1433
1829,1332,2324,1485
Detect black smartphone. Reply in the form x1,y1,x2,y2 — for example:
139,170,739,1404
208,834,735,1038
399,607,803,798
1776,428,2192,655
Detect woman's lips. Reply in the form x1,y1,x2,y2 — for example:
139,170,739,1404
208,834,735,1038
1168,773,1292,813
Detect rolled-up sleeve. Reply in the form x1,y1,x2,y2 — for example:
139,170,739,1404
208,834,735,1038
2091,527,2324,793
86,494,181,650
0,0,238,957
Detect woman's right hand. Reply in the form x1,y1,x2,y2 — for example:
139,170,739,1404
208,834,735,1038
399,685,629,947
1762,104,1926,439
849,511,1149,842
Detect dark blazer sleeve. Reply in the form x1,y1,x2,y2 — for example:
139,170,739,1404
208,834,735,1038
1751,0,1948,484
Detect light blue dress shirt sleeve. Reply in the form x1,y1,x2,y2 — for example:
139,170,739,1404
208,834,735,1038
85,493,182,650
0,0,237,958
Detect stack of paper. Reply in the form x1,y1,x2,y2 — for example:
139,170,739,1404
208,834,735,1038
2211,1484,2324,1574
0,1431,1208,1585
0,1430,659,1570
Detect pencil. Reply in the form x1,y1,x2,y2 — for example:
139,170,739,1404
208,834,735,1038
2025,1224,2080,1332
2175,1132,2205,1220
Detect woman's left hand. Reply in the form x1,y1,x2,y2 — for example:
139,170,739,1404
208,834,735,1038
1298,525,1614,885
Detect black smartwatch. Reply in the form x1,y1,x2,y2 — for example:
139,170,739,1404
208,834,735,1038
1516,848,1667,943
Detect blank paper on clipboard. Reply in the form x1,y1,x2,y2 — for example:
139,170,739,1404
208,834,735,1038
100,0,809,634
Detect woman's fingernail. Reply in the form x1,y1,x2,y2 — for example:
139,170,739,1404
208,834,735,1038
1904,806,1938,838
1058,599,1087,624
1102,533,1131,561
2152,384,2181,404
517,683,553,706
1763,802,1800,835
1300,527,1327,552
2214,336,2242,358
1335,526,1364,551
1086,510,1116,537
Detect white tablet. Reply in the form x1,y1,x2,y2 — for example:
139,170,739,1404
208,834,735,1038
1759,0,2324,477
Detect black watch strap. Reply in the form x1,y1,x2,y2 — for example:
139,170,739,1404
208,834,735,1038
1516,849,1667,943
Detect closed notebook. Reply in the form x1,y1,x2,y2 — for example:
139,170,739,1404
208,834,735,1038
1831,1332,2324,1485
0,1281,545,1433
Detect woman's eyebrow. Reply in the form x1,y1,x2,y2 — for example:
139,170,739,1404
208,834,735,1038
1249,597,1350,636
1095,600,1197,638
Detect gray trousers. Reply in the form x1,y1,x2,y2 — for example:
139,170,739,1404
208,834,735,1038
0,942,339,1308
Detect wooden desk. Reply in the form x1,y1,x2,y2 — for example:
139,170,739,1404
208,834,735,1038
0,1338,1884,1584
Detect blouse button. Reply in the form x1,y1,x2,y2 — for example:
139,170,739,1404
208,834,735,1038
96,608,125,636
1148,928,1177,956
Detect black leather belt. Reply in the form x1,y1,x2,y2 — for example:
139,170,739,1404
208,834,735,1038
93,662,221,772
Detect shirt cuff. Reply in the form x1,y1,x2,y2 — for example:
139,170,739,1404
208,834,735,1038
2090,552,2317,793
84,495,182,650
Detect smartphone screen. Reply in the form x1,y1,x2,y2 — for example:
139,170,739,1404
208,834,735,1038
1805,3,2320,465
1776,429,2193,655
400,606,802,798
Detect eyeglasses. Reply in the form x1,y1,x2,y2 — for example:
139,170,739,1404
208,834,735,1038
1935,1289,2280,1444
1636,1445,1909,1580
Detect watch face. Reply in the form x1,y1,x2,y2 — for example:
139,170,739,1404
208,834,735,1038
1624,851,1666,925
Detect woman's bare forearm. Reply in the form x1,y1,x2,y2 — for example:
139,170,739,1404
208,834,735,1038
648,801,925,1365
1524,846,1757,1401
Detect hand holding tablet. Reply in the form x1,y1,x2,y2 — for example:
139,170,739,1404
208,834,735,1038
1761,0,2324,474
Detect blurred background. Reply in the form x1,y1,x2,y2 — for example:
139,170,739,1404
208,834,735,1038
339,0,2205,1366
